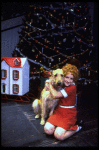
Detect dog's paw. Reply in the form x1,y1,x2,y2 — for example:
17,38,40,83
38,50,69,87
40,120,45,125
35,114,40,118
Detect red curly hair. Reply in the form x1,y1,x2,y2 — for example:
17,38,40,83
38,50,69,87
62,64,79,82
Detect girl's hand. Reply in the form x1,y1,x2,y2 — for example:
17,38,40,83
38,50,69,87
45,78,54,91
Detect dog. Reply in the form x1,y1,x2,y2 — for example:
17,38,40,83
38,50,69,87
32,69,64,125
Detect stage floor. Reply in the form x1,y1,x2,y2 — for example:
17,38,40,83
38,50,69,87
1,95,98,147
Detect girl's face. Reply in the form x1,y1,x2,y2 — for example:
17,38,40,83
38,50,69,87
64,72,74,87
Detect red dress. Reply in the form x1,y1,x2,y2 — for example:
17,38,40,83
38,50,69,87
46,84,78,130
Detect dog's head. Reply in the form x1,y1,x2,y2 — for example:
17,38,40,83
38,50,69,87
51,69,64,90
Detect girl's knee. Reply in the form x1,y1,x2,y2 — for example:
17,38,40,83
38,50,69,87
44,122,55,135
54,127,66,141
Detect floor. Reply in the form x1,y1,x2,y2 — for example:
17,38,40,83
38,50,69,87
1,83,98,147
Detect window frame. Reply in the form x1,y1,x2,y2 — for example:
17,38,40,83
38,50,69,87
14,59,19,66
1,69,7,79
13,70,19,80
13,84,19,94
3,84,6,93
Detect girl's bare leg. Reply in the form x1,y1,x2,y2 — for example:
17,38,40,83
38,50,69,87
44,123,82,140
44,122,56,135
54,127,77,141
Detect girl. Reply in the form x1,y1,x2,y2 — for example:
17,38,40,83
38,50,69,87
44,64,82,141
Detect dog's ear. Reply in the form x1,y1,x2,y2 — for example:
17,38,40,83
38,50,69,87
49,71,53,77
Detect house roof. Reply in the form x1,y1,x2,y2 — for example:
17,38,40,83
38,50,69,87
1,57,27,68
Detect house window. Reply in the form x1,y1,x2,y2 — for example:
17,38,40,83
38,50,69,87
1,70,7,79
13,70,19,80
3,84,6,93
13,84,19,94
15,59,19,65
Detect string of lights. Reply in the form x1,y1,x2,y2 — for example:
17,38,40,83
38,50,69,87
12,2,97,85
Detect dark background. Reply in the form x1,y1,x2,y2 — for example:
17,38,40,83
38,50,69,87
1,2,98,147
1,2,98,60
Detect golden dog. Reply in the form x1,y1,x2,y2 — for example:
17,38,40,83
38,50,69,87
32,69,64,125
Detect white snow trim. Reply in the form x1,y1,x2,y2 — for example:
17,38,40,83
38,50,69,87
60,89,68,98
20,58,27,67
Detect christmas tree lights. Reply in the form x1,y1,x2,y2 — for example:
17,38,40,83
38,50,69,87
12,2,98,86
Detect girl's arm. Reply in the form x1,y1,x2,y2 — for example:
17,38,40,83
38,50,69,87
49,82,76,99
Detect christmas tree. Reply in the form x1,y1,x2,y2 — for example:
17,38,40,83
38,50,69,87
12,2,98,94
